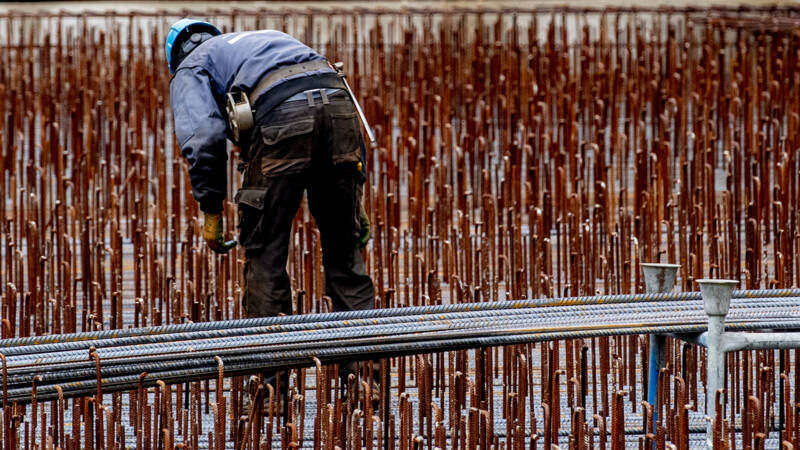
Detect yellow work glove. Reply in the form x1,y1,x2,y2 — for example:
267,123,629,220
203,212,237,254
358,204,371,250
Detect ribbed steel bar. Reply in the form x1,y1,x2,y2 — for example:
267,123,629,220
6,319,694,388
3,292,800,363
6,318,800,404
2,288,798,350
6,307,708,368
1,296,703,357
3,299,798,387
5,311,797,391
4,295,800,367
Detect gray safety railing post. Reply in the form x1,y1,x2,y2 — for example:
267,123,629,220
697,278,738,449
641,263,680,442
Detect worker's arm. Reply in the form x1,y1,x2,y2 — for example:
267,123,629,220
170,67,228,214
171,67,236,253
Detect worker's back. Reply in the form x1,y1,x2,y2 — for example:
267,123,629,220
169,29,338,213
173,30,330,99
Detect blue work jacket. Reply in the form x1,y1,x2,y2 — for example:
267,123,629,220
170,30,331,213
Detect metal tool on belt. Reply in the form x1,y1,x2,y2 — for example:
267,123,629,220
331,61,376,144
225,91,253,144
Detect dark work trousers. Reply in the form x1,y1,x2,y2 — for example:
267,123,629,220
236,90,375,392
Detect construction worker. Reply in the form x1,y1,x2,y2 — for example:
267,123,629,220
165,19,375,396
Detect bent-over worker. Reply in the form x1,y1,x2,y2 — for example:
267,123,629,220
165,18,375,397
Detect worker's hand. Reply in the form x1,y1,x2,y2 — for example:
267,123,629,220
358,205,371,250
203,212,237,254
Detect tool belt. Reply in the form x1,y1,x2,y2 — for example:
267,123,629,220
251,60,345,112
226,60,347,145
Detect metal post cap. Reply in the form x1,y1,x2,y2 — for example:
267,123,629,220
640,263,680,294
696,279,739,316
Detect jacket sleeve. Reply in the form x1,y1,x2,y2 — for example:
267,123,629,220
170,67,228,214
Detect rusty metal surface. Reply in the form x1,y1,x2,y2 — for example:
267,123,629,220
2,5,800,449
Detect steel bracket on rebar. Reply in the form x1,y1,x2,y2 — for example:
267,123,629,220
641,265,800,450
673,330,800,352
687,279,800,449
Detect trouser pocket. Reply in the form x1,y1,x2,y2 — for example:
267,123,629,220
258,117,315,175
235,187,268,250
329,99,363,164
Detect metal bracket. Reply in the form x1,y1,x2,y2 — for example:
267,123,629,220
332,61,376,144
225,91,254,144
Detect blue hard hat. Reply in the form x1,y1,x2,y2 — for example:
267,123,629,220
165,18,221,74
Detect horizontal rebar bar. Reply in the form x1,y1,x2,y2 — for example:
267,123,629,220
2,288,798,354
6,318,800,404
4,289,800,402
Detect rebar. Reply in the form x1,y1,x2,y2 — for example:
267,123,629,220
2,4,800,449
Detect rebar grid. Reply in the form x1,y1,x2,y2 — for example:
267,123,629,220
2,5,800,449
